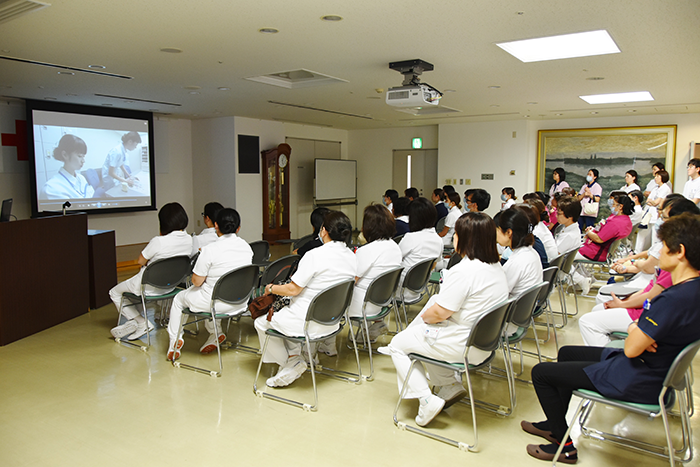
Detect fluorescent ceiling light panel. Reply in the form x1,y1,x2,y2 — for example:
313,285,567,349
496,30,620,63
580,91,654,104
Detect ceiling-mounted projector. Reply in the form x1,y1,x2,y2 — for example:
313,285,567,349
386,59,442,108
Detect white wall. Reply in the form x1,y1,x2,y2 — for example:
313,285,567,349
349,126,439,217
439,120,530,217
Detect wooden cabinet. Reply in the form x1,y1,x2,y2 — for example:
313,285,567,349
261,143,292,243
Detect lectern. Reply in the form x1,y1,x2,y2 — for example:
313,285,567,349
0,214,89,345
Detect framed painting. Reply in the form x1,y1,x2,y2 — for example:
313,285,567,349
537,125,677,218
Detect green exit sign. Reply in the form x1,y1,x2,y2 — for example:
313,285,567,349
412,137,422,149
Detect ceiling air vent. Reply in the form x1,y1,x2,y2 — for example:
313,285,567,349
0,0,50,25
246,69,347,89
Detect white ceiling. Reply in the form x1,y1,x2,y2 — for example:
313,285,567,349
1,0,699,130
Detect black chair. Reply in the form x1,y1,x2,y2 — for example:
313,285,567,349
253,279,358,411
292,234,315,251
553,339,700,467
393,234,405,244
257,254,300,293
348,267,404,381
392,298,516,451
173,264,259,377
116,255,192,350
250,240,271,267
396,258,437,330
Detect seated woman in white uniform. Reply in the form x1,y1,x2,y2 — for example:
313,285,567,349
345,204,402,344
109,203,193,341
101,131,140,190
191,201,223,255
437,192,462,247
496,207,544,300
41,134,95,200
255,211,356,388
166,208,253,360
382,212,509,427
397,197,443,301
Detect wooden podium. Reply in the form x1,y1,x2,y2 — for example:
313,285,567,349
0,214,90,345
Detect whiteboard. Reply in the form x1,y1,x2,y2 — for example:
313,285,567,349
314,159,357,200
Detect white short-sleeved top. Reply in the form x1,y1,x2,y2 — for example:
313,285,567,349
648,183,672,221
192,233,253,295
630,205,644,225
102,143,131,189
141,230,193,263
501,198,516,211
42,168,95,200
355,239,402,291
436,257,509,328
503,246,543,299
192,227,218,255
400,228,443,274
621,183,641,193
287,240,356,315
442,206,462,246
555,222,582,255
683,177,700,203
533,222,558,262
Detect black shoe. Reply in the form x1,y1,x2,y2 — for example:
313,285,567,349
526,441,578,464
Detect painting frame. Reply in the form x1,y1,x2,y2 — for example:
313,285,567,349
536,125,677,197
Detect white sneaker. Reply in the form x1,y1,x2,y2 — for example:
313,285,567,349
111,320,138,339
126,320,155,340
200,333,225,354
376,346,391,356
301,347,320,366
317,338,337,356
167,337,184,361
581,277,592,296
415,394,445,426
435,382,467,409
266,356,308,387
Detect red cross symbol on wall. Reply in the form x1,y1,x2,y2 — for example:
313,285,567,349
1,120,28,161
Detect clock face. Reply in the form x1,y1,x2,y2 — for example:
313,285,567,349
278,154,288,168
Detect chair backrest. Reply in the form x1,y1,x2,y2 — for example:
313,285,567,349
260,254,300,286
605,238,623,263
561,247,580,272
535,267,558,313
365,267,404,308
548,253,565,270
189,251,200,274
435,216,446,233
446,252,462,270
552,223,564,237
250,240,271,264
141,255,192,289
305,279,355,326
212,264,260,305
663,338,700,391
508,282,549,328
393,234,405,244
465,298,517,353
293,234,315,251
403,258,437,293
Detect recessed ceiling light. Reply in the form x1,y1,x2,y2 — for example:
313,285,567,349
321,15,342,21
496,29,620,63
88,64,106,69
488,85,501,89
586,77,605,81
160,47,183,53
57,71,74,75
580,91,654,104
217,87,230,91
259,28,279,34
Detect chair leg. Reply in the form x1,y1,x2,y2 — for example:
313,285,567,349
173,313,222,377
553,399,586,466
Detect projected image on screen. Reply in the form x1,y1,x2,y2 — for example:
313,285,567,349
27,101,156,216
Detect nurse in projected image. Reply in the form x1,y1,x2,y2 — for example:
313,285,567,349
102,131,140,191
41,134,95,200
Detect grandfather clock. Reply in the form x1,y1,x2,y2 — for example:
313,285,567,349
261,143,291,243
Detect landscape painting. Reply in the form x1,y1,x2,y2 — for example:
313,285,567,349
537,125,677,220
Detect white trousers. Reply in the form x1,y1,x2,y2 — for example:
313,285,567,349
578,303,632,346
166,287,244,342
108,269,175,323
254,317,302,366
